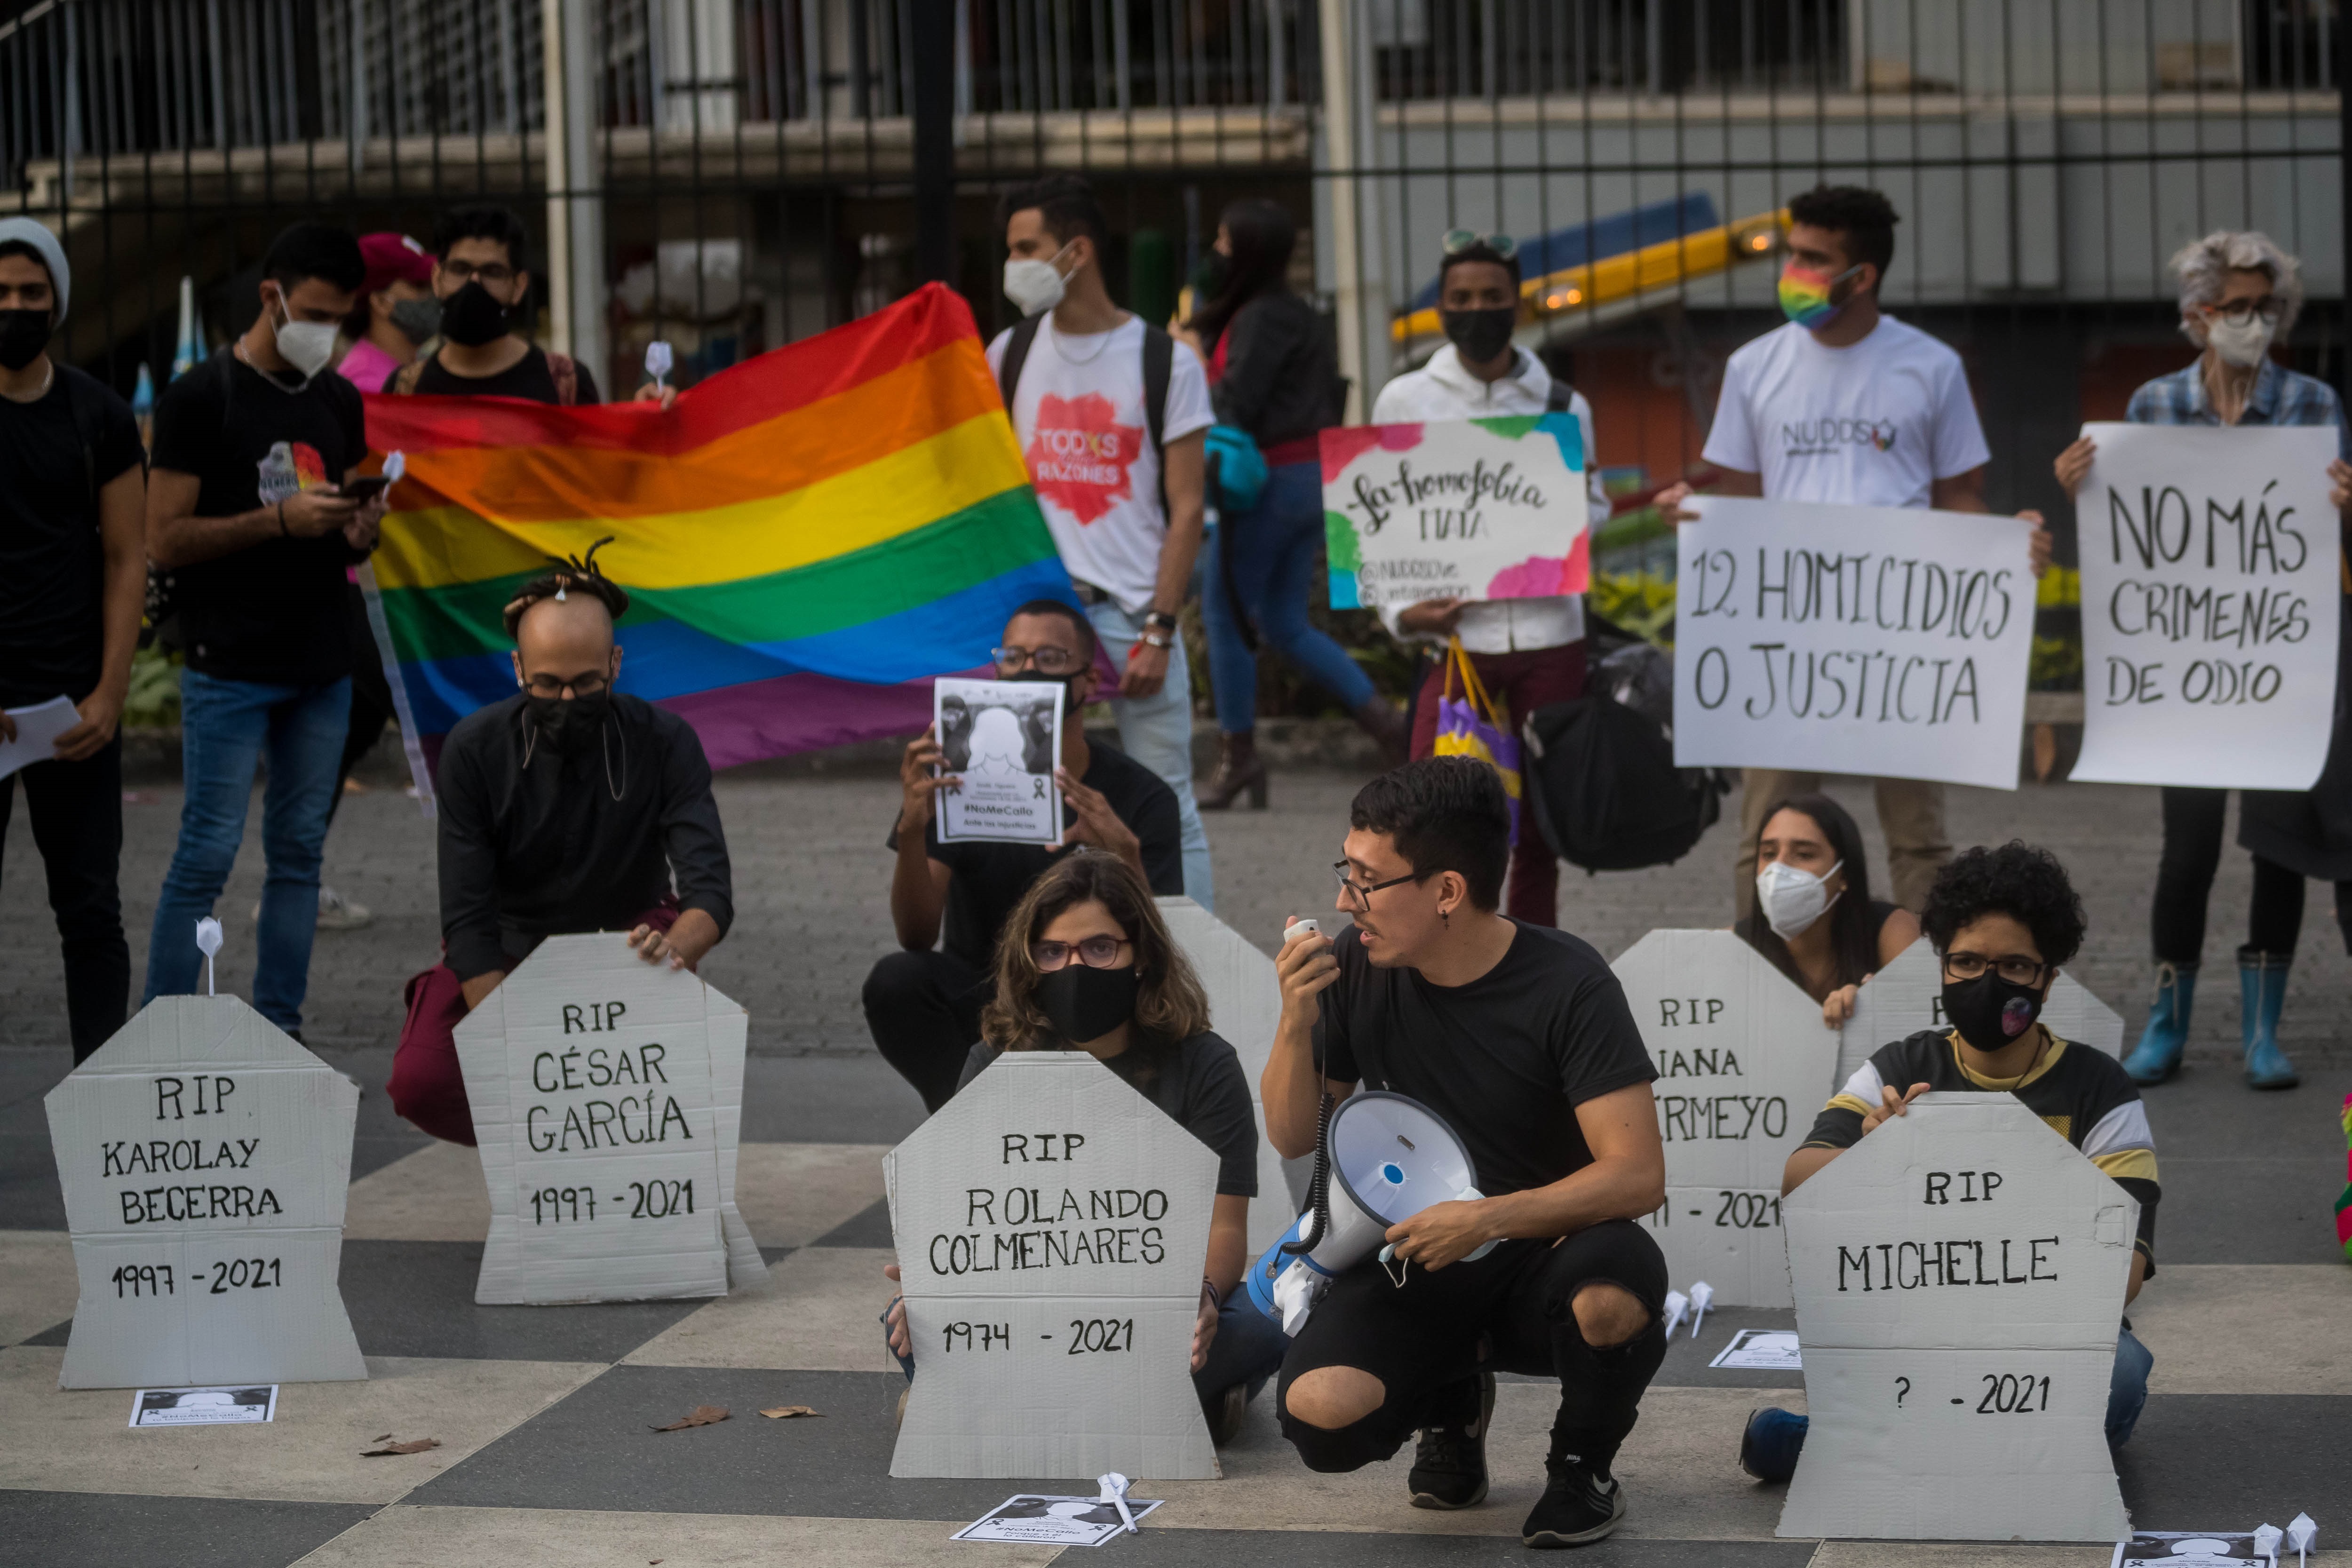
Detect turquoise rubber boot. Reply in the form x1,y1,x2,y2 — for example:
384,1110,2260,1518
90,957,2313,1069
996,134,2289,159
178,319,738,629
2238,949,2299,1090
2122,962,2197,1086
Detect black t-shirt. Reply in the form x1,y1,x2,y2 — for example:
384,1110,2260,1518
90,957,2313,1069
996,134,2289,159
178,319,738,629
884,741,1184,969
0,367,143,706
958,1032,1258,1196
1315,921,1658,1198
150,352,368,685
409,344,603,404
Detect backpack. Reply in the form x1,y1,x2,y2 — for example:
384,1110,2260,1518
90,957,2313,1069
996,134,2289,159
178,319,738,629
389,347,579,404
1518,664,1730,874
996,314,1173,520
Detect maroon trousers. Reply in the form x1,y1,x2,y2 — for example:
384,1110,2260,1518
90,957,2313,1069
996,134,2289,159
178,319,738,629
1409,642,1587,927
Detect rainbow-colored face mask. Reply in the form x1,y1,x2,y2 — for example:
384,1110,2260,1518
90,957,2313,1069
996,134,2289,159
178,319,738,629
1778,261,1863,328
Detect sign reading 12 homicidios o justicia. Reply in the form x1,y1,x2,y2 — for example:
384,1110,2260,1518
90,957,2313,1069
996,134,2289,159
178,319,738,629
1321,416,1589,610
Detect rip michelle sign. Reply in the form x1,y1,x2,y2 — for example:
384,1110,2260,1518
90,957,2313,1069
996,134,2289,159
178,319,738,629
2070,423,2341,790
1321,416,1589,610
1673,497,2036,790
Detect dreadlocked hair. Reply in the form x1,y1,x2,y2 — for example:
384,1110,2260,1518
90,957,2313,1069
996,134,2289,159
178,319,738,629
501,537,631,637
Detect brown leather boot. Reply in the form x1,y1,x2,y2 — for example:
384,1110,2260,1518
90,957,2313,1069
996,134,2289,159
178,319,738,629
1353,695,1410,767
1199,731,1268,810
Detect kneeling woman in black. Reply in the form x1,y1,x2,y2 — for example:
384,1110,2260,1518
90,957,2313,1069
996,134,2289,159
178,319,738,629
882,850,1287,1442
1735,793,1919,1029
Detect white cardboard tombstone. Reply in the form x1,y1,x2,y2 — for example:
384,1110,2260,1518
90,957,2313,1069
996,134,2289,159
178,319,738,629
43,996,366,1389
454,932,765,1305
1155,896,1312,1252
1778,1092,2136,1543
1837,938,2124,1088
1611,930,1837,1307
885,1051,1220,1479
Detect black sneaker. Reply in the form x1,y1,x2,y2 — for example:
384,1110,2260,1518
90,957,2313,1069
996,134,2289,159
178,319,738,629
1408,1371,1494,1509
1521,1457,1626,1547
1203,1381,1248,1447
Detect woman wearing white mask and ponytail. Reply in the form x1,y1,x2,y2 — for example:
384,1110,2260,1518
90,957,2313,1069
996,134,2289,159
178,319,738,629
1734,794,1917,1029
2053,232,2352,1094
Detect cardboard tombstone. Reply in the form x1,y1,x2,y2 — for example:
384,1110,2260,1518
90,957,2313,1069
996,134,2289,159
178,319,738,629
43,996,366,1389
1155,897,1311,1252
885,1051,1220,1480
454,932,766,1305
1837,938,2123,1088
1612,930,1838,1307
1777,1092,2137,1543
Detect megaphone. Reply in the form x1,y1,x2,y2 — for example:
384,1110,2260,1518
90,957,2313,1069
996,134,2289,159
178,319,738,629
1245,1091,1494,1326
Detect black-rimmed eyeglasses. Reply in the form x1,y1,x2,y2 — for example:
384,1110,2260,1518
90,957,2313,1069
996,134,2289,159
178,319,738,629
1332,859,1422,912
1941,951,2050,987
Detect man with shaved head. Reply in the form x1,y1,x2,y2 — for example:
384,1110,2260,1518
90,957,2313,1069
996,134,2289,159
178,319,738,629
386,550,734,1143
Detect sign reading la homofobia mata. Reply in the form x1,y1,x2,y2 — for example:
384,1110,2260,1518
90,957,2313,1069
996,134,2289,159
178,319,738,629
44,996,366,1389
887,1051,1220,1480
455,932,766,1305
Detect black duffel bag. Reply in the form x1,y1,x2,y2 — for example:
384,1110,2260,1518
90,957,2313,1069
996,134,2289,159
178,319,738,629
1521,649,1730,873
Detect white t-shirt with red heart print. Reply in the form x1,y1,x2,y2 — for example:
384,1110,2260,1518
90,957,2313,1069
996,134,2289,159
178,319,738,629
987,314,1216,615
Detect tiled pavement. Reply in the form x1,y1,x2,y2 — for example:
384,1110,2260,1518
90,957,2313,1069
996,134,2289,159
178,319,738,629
3,764,2349,1563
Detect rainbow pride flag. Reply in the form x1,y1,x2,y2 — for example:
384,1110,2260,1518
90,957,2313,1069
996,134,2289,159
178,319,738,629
364,285,1070,789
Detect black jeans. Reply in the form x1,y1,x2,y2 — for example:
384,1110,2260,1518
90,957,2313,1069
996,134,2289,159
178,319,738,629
1,733,130,1060
862,948,992,1112
326,582,396,830
1276,1218,1669,1475
2150,787,2352,962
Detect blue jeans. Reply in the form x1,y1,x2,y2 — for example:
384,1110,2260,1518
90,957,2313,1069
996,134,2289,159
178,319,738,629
1085,599,1213,912
143,669,351,1035
1203,461,1376,735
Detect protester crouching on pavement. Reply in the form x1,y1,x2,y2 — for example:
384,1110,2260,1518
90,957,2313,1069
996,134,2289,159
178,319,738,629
864,600,1184,1114
1371,231,1615,928
1657,183,2053,918
387,551,733,1144
2050,230,2352,1092
142,223,388,1041
1736,793,1919,1030
989,174,1216,909
0,218,145,1062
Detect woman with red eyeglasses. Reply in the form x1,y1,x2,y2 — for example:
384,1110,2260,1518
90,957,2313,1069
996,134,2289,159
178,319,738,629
880,850,1286,1444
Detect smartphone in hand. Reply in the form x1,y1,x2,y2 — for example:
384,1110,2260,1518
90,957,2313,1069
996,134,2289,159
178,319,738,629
339,475,391,501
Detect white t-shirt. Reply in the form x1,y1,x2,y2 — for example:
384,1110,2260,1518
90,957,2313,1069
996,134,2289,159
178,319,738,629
988,315,1216,616
1701,317,1990,509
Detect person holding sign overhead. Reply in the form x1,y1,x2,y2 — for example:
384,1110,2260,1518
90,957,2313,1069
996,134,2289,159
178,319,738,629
1656,184,2052,918
2050,231,2352,1093
1735,794,1919,1029
1740,841,2160,1483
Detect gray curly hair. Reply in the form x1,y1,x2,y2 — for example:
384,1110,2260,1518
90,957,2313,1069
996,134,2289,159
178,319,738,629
2169,230,2303,347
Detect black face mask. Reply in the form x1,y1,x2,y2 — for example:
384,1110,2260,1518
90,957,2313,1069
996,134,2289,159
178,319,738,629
525,688,610,753
0,309,51,372
1941,971,2046,1054
1036,963,1139,1046
439,280,516,347
1440,305,1518,366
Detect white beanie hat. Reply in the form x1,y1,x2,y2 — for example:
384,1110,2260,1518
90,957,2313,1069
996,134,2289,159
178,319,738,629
0,217,70,326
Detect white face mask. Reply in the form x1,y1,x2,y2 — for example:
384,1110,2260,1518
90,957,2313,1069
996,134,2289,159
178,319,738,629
1003,244,1079,318
2204,311,2275,370
271,297,341,381
1756,859,1842,941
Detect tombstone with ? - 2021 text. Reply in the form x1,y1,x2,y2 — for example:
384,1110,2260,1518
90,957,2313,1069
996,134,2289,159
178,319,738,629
886,1050,1220,1479
43,996,366,1388
1778,1092,2136,1543
1612,930,1836,1307
454,932,766,1304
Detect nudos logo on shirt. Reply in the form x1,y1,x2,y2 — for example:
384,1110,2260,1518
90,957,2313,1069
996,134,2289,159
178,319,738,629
255,440,331,506
1779,416,1898,459
1025,392,1143,524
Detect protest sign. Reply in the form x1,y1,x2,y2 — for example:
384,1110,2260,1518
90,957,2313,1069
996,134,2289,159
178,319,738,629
1154,898,1310,1252
2073,423,2341,790
1836,938,2123,1088
1778,1092,2136,1543
455,933,766,1305
1613,930,1837,1307
44,996,366,1389
1321,416,1588,611
935,677,1064,846
1674,497,2036,789
886,1051,1220,1480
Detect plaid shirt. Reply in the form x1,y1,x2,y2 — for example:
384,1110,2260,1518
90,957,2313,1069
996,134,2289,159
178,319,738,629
2125,356,2351,459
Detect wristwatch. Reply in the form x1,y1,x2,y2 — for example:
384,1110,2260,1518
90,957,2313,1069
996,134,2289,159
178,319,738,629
1138,628,1175,650
1143,610,1181,634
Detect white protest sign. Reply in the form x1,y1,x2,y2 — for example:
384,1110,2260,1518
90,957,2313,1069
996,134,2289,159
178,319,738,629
1612,930,1836,1307
935,677,1064,845
1777,1092,2136,1543
1321,415,1589,610
1836,938,2123,1088
455,932,766,1305
1675,497,2035,789
43,996,365,1389
2073,423,2341,788
886,1051,1219,1480
1155,896,1311,1252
